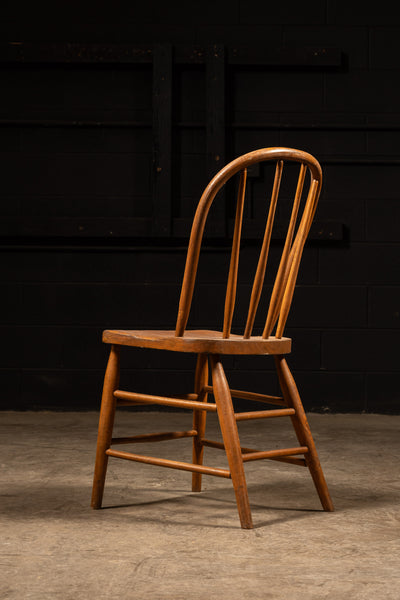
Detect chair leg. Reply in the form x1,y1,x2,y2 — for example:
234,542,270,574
91,344,120,509
210,355,253,529
274,355,334,512
192,353,209,492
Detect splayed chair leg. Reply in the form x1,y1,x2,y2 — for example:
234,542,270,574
91,344,120,509
275,355,334,512
192,353,209,492
210,355,253,529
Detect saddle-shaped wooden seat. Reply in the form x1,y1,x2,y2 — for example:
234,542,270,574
102,329,291,354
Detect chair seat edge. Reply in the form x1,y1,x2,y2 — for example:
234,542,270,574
102,329,292,355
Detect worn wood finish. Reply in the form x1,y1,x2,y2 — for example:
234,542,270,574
275,355,334,512
210,355,253,529
91,345,120,509
91,148,333,528
192,353,209,492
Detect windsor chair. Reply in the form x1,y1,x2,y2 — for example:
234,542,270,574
91,147,334,529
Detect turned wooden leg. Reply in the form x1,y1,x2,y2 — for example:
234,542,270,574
275,355,334,512
210,355,253,529
91,344,120,509
192,353,209,492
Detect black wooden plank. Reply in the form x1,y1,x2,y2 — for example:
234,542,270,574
322,330,400,372
227,45,342,67
0,217,153,238
206,44,226,235
0,42,153,64
206,44,226,179
0,119,152,128
0,42,342,67
174,218,345,241
152,44,172,236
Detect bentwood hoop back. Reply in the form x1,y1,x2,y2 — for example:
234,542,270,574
91,147,334,529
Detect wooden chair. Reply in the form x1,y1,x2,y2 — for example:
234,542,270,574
91,147,334,529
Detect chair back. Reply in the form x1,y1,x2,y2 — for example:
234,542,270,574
175,147,322,340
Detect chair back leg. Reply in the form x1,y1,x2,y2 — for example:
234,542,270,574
192,353,209,492
91,344,120,509
210,355,253,529
275,355,334,512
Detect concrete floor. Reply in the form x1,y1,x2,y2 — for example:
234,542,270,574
1,410,399,599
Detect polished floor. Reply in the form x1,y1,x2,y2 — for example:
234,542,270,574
1,410,399,599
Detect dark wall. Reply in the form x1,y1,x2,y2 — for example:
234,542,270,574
1,2,399,413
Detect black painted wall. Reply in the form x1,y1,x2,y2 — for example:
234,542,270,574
1,1,400,412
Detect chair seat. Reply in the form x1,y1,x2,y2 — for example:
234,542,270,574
103,329,292,355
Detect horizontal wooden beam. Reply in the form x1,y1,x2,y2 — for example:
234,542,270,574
0,119,152,128
200,438,307,467
0,216,346,241
228,220,345,241
0,42,341,67
111,430,197,444
106,448,231,478
0,42,155,63
235,408,296,421
113,390,217,412
2,119,400,133
0,217,154,239
242,446,309,462
205,385,286,407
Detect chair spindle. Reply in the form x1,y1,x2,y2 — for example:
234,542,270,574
263,163,306,338
275,178,319,337
244,160,283,339
223,169,247,338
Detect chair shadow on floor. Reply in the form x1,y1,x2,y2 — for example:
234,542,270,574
1,477,398,530
94,477,397,529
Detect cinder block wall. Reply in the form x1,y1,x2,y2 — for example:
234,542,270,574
0,1,399,412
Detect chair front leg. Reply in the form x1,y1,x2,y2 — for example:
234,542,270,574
91,344,120,509
275,355,334,512
192,353,209,492
210,355,253,529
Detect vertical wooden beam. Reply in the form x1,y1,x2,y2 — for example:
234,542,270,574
244,160,283,339
91,345,120,509
223,168,247,338
152,43,173,236
206,43,226,235
210,355,253,529
275,355,334,512
192,353,209,492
